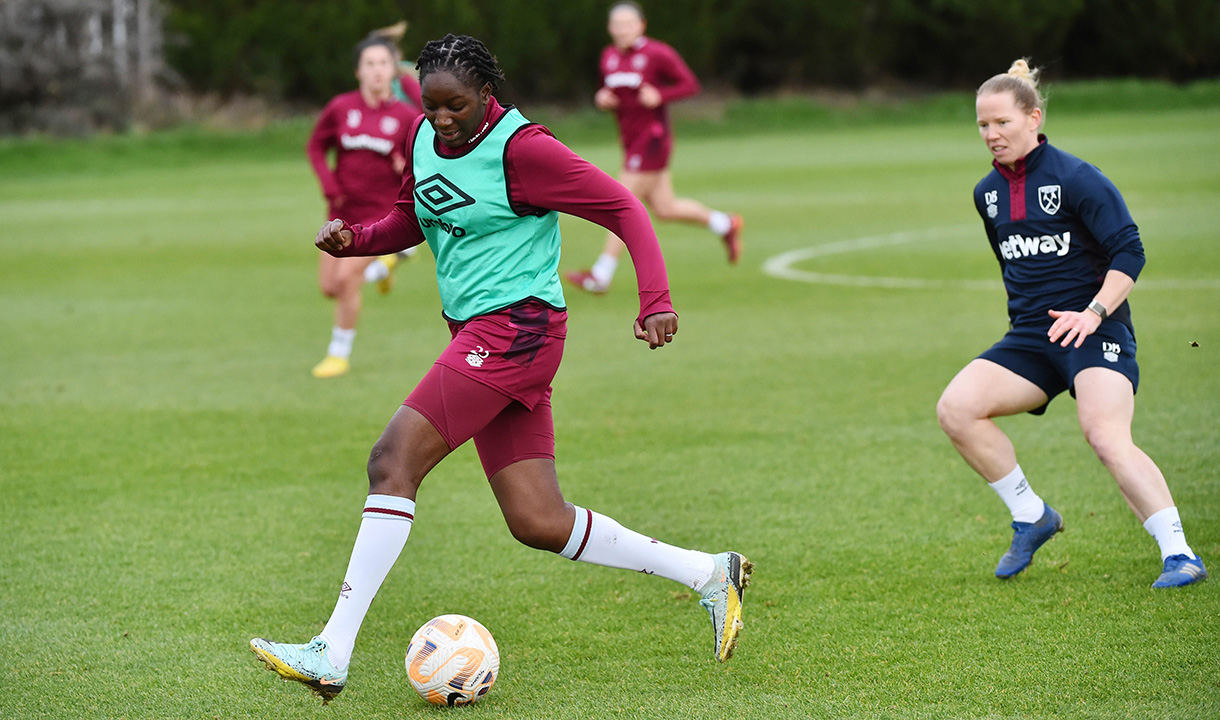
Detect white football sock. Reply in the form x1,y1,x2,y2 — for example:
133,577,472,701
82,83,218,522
1143,506,1196,561
326,326,356,360
988,465,1045,523
590,253,618,286
707,210,732,236
319,494,415,669
559,506,715,591
363,259,390,283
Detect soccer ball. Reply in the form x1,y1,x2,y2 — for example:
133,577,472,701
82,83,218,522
404,614,499,706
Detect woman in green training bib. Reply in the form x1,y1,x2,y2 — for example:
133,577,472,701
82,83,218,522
250,33,752,703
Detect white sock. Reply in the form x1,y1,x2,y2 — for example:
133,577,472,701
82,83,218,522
559,506,716,591
319,495,415,669
590,253,618,286
326,327,356,359
707,210,732,236
363,259,389,283
1142,506,1196,561
988,465,1045,523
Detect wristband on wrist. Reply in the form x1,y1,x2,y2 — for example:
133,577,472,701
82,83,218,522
1087,299,1108,321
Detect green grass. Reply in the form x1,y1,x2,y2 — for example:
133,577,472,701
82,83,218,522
2,87,1219,719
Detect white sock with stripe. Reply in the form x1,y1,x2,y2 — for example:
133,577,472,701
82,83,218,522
988,464,1045,523
559,506,715,591
1142,506,1196,561
319,494,415,669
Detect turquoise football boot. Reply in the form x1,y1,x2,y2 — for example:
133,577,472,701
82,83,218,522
697,551,753,662
250,635,347,703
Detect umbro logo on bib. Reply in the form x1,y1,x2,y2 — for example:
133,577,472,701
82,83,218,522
415,174,476,216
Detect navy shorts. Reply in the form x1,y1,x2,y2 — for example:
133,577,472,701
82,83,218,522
978,321,1139,415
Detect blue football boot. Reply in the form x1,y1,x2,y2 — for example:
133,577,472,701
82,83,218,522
1152,554,1208,588
995,503,1064,579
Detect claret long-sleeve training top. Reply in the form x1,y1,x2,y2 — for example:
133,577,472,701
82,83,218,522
306,90,421,224
599,36,700,151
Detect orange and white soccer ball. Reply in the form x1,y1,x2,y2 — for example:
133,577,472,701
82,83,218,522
404,614,499,706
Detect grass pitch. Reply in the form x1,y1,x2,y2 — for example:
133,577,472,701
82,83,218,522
2,85,1218,719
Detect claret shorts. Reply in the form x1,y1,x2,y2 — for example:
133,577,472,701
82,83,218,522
404,300,567,478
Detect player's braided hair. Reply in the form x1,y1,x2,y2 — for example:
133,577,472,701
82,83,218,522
416,34,505,91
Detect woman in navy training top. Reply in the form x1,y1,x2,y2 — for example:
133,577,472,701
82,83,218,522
937,59,1206,588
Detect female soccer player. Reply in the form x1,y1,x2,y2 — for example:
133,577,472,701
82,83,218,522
936,59,1207,589
565,1,743,295
305,36,421,378
251,34,752,702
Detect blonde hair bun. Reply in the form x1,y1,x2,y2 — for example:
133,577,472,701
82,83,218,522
1007,58,1041,89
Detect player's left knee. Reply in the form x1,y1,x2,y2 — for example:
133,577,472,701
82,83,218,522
1082,425,1130,466
366,441,422,496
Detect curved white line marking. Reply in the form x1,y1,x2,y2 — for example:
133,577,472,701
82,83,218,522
762,227,1220,290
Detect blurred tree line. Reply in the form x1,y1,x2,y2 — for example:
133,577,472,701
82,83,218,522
165,0,1220,104
4,0,1217,134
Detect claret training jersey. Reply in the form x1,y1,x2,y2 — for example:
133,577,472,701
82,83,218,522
973,136,1145,330
599,37,699,153
307,90,420,225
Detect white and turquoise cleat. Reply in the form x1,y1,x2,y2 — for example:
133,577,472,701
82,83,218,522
250,635,347,703
698,551,753,662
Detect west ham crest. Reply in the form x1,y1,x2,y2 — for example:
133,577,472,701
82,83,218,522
1038,184,1061,215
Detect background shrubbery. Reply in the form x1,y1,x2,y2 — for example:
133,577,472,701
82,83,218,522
167,0,1220,103
5,0,1218,134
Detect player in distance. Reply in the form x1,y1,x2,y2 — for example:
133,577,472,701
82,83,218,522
306,36,421,378
565,1,743,295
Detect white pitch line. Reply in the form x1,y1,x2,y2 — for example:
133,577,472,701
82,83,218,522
762,227,1220,290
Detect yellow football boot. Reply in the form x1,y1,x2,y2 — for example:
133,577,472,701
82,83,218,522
375,254,399,295
310,355,350,378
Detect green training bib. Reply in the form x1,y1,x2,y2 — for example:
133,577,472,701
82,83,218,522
412,108,565,322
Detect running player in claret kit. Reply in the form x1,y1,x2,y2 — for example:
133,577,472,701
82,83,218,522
305,36,421,379
937,59,1207,589
565,1,743,295
250,34,752,703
